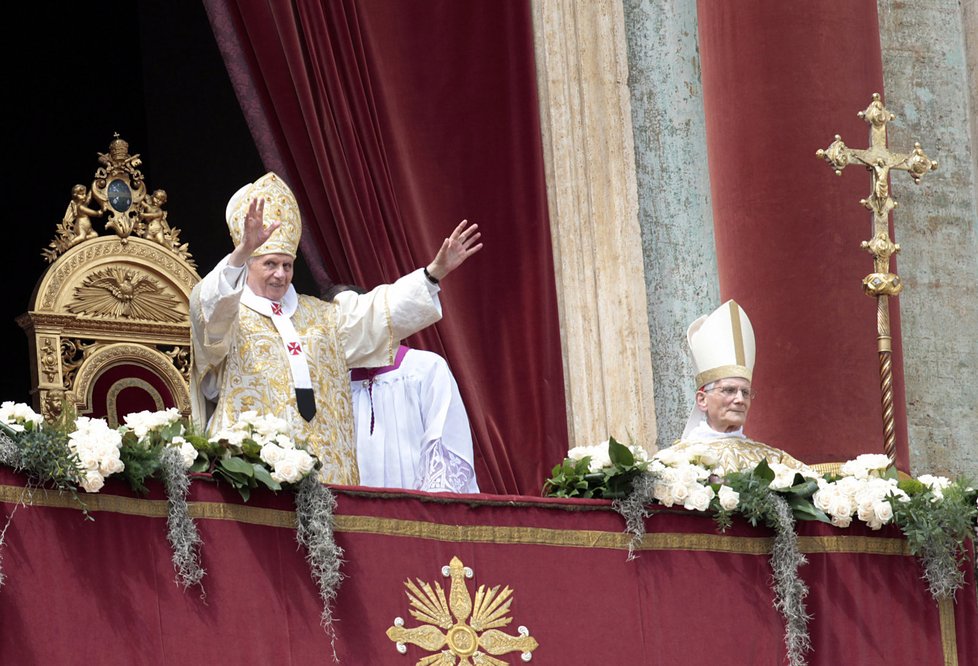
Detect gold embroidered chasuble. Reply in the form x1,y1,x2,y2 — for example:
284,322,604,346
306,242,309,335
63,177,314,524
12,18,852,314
215,297,360,483
190,259,441,484
669,437,811,476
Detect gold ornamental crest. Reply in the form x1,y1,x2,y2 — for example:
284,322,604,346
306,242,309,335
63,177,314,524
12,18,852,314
386,556,539,665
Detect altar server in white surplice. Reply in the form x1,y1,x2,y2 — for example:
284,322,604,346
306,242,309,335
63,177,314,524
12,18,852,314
350,345,479,493
189,172,482,485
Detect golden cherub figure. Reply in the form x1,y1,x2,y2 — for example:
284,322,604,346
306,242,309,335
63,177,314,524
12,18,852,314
63,184,102,246
139,188,170,245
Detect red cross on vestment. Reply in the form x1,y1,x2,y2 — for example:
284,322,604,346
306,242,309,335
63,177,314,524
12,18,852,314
271,302,283,316
288,342,302,356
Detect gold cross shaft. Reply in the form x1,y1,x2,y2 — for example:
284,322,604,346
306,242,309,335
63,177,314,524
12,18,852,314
816,93,937,463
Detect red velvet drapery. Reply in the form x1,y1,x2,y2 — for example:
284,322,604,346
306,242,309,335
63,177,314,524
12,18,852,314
203,0,568,494
3,469,975,664
697,0,910,469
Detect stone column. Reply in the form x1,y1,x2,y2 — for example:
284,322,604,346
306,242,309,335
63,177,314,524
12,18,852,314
877,0,978,479
622,0,719,448
531,0,658,451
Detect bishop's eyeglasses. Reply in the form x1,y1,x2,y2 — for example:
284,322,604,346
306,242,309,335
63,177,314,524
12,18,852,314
704,385,756,400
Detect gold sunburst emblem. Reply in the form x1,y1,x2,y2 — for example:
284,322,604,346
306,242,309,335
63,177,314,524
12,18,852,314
386,556,539,665
68,267,182,322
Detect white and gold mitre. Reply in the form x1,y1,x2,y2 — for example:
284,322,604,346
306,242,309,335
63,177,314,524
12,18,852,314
225,172,301,258
687,300,755,388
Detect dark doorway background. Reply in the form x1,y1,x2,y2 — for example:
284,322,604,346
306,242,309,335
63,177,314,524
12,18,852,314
5,1,316,404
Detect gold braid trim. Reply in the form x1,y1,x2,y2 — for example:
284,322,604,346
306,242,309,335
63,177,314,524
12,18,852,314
383,284,395,365
0,483,919,555
938,597,959,666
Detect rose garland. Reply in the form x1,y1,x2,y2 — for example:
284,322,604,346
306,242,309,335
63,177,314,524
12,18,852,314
552,441,978,666
0,403,341,635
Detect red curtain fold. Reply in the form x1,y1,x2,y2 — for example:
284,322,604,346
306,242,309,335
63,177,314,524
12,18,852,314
202,0,568,494
696,0,910,469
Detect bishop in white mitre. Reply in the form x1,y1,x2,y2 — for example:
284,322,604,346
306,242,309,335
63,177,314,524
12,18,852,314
672,300,810,475
189,172,481,484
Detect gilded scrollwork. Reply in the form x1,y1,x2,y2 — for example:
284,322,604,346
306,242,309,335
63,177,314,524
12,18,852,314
39,337,61,385
23,137,199,428
162,345,192,384
38,237,199,312
67,267,183,322
61,338,99,390
42,136,196,267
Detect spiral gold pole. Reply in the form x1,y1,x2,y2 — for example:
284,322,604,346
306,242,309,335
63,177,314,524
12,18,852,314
876,297,897,460
817,93,937,464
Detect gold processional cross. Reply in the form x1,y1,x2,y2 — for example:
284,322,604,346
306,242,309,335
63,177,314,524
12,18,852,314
816,93,937,462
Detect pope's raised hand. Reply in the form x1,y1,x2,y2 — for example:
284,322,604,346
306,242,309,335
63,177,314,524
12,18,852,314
230,198,280,267
425,220,483,281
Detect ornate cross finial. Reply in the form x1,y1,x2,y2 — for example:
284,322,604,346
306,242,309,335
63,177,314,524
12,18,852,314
818,93,937,231
816,93,937,463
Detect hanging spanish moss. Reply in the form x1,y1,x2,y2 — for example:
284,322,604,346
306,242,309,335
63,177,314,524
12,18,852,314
295,475,345,661
612,471,659,560
766,494,812,666
160,447,206,592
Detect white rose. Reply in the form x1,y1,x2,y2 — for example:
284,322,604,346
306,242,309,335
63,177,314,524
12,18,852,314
272,457,301,484
684,484,715,512
653,447,688,467
0,401,43,428
76,448,101,471
80,470,105,493
856,502,876,526
566,445,590,461
212,429,247,447
841,453,890,479
812,487,832,513
768,463,799,491
102,457,125,476
917,474,951,502
670,482,690,503
873,500,894,525
292,449,316,475
830,514,853,528
123,410,154,439
178,441,198,469
260,443,286,466
653,482,675,507
689,446,719,468
827,495,854,521
718,485,740,511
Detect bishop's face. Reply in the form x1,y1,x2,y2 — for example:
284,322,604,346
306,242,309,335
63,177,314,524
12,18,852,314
247,253,294,301
695,377,754,433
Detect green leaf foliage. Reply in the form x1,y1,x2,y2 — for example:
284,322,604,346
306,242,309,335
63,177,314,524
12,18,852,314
220,456,255,477
119,440,162,494
542,439,654,500
607,437,635,467
252,463,282,491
